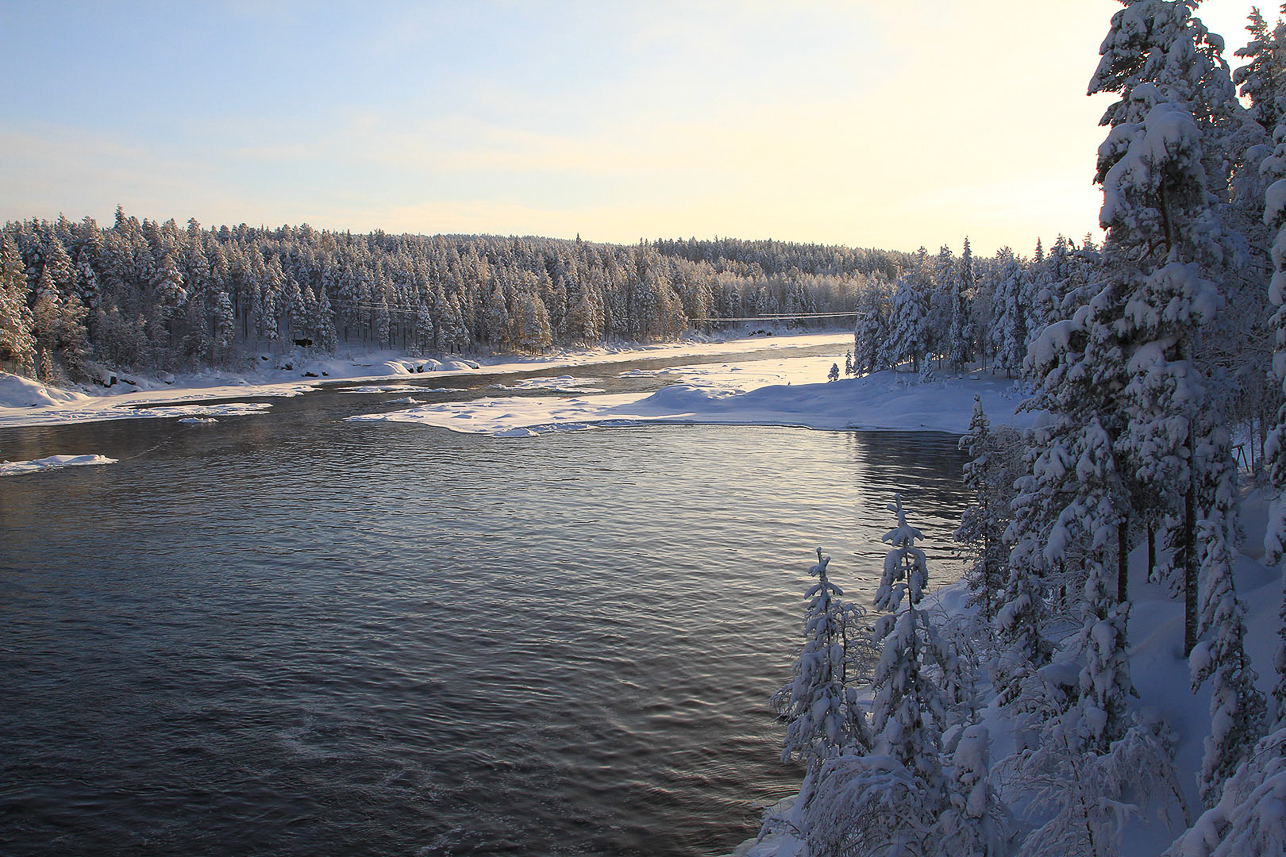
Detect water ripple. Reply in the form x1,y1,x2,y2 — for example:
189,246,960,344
0,392,967,857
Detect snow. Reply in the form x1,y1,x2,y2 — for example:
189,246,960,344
349,368,1037,436
0,329,1035,435
0,331,854,429
0,453,116,477
1265,178,1286,229
488,376,606,393
741,486,1286,857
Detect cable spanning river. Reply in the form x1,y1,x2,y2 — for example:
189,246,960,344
0,354,968,856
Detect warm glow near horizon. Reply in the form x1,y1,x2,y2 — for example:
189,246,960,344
0,0,1264,257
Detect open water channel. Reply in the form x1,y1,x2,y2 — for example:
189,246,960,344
0,346,969,856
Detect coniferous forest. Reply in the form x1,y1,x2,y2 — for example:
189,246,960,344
0,213,914,383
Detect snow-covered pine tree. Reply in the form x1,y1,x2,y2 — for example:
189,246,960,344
800,496,958,857
1091,0,1252,657
1105,103,1226,655
772,549,871,775
0,234,37,376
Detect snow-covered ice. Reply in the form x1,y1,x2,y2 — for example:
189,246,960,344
349,369,1036,436
488,376,606,393
0,454,117,477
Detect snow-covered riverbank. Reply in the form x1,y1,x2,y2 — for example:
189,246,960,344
348,367,1036,437
0,330,1039,438
0,331,855,429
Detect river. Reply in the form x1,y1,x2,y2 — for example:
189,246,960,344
0,349,969,856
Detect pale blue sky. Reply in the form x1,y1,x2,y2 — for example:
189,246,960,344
0,1,1259,255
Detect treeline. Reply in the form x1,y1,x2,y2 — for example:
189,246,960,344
0,212,906,384
846,233,1277,447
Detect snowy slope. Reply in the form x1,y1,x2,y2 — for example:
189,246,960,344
736,492,1286,857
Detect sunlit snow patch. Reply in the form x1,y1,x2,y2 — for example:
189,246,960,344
0,454,117,477
346,393,653,435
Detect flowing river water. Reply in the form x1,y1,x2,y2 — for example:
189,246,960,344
0,347,969,856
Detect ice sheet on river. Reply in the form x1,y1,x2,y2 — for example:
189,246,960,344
347,370,1036,436
0,454,117,477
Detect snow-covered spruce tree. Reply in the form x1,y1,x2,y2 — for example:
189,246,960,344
1234,5,1286,136
210,289,236,363
1074,530,1135,753
772,549,872,778
933,725,1011,857
852,280,889,375
0,233,37,376
987,248,1029,378
1001,306,1134,714
955,396,1024,623
800,496,968,856
928,244,957,368
991,556,1054,712
884,267,930,375
1189,512,1267,808
950,239,976,373
1163,723,1286,857
1244,125,1286,756
1260,120,1286,732
1009,704,1185,857
511,280,553,353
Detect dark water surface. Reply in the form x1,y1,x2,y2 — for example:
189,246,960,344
0,362,967,856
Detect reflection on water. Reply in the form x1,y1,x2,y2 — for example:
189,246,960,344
0,375,968,856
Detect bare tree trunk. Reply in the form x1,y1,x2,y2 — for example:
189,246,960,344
1147,522,1157,582
1183,451,1198,656
1118,517,1130,604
